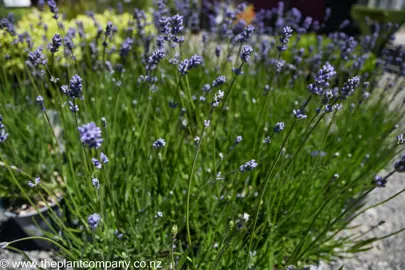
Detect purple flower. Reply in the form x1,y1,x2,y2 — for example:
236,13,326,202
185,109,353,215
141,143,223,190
235,25,255,43
36,95,46,112
92,158,102,169
339,19,350,30
100,152,109,164
277,26,293,52
0,115,8,143
147,49,165,70
178,59,189,74
188,54,203,68
308,63,336,95
88,213,101,229
64,36,74,51
28,177,40,188
27,47,47,66
340,76,360,99
119,38,133,57
394,155,405,173
274,122,285,133
61,74,83,99
240,45,253,63
215,46,221,57
0,242,7,249
49,34,62,53
178,54,203,74
47,0,59,19
78,122,103,149
212,76,226,87
298,16,312,34
202,84,211,92
92,178,100,190
159,14,185,43
0,18,16,36
374,175,387,187
68,101,79,113
239,159,258,172
170,14,184,34
232,67,244,75
234,136,243,144
153,138,166,149
115,229,123,239
293,109,307,119
105,21,113,37
341,36,357,60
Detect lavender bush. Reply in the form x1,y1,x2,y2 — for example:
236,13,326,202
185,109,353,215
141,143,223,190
1,1,405,269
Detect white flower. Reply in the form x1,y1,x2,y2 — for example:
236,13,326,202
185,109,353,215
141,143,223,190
242,213,250,222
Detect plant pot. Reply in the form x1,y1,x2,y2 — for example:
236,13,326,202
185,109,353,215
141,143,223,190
4,200,61,250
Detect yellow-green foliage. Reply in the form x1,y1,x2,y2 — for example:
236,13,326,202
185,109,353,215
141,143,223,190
0,9,153,72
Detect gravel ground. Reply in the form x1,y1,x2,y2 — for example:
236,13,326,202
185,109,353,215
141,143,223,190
322,172,405,270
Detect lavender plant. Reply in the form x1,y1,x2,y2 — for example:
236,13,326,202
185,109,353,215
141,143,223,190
1,1,405,269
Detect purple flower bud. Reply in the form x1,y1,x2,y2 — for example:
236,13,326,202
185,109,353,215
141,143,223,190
100,152,109,164
92,158,102,169
88,213,101,229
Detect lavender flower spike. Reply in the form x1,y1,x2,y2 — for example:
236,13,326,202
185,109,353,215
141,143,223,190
277,26,293,52
240,45,253,63
62,74,83,99
178,54,203,74
27,47,47,67
78,122,103,149
47,0,59,19
340,76,360,99
49,34,62,53
119,38,134,57
212,76,226,87
153,138,166,149
240,159,259,172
